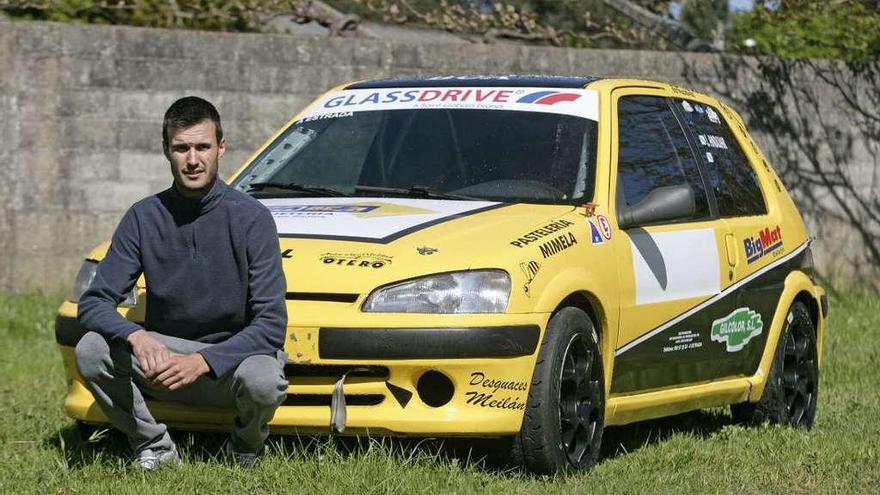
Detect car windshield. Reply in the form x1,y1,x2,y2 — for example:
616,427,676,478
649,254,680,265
233,106,598,204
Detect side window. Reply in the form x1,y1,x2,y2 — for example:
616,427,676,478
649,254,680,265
674,99,767,217
616,95,710,220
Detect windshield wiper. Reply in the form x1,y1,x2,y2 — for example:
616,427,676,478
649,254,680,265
355,185,479,201
247,182,350,197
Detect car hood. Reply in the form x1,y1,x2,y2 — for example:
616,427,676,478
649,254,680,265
266,197,575,294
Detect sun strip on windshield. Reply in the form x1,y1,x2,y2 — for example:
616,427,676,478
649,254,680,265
297,87,600,122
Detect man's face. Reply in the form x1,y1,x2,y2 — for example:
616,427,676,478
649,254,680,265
165,119,225,198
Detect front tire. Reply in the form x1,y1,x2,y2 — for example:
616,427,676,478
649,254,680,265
514,307,604,474
731,301,819,428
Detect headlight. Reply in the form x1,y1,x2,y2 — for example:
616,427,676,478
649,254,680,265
363,270,510,314
68,260,98,303
68,259,138,307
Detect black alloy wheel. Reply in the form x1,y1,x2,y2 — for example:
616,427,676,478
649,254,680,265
558,332,603,467
779,308,819,426
731,301,819,428
512,307,605,474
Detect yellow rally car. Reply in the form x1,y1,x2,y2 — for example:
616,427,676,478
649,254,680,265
56,76,827,474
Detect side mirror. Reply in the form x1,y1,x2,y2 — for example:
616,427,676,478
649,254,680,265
618,184,696,229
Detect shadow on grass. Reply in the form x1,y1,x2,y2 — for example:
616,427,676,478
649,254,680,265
599,409,732,460
46,409,733,474
44,422,129,469
45,423,243,469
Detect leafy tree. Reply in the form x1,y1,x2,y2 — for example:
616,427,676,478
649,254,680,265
679,0,727,47
730,0,880,61
6,0,877,60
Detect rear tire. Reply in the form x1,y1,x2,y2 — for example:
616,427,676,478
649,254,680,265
513,307,604,474
731,301,819,428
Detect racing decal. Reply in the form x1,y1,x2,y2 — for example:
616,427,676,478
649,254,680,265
268,203,432,218
663,330,702,353
630,229,720,305
611,242,809,394
515,90,582,105
385,381,413,408
596,215,612,240
281,248,294,259
707,135,728,149
520,260,541,297
744,225,783,264
300,111,353,123
464,372,527,410
539,232,577,259
706,107,721,124
710,307,763,352
509,219,574,248
261,197,506,244
320,252,392,268
698,134,728,150
589,221,604,245
417,246,438,256
300,87,600,121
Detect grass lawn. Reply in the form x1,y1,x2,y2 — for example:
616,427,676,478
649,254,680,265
0,291,877,494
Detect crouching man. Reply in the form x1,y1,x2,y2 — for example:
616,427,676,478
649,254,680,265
76,96,288,470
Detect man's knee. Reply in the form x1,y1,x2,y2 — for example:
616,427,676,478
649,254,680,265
75,332,111,381
232,355,287,408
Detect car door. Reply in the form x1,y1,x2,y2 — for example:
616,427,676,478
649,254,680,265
609,89,736,395
672,97,789,377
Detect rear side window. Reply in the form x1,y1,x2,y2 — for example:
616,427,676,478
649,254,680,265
674,99,767,217
616,95,710,220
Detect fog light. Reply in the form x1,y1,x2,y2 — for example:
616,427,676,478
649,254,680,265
416,370,454,407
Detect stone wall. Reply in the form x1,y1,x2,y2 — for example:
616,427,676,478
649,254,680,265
1,20,877,292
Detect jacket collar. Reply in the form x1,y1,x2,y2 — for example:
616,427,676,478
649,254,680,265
166,178,227,215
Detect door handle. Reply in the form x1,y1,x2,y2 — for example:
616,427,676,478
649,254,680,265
724,233,738,268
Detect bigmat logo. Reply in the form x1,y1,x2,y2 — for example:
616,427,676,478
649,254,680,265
515,90,582,105
743,225,783,264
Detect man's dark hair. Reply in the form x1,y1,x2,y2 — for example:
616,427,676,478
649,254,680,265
162,96,223,151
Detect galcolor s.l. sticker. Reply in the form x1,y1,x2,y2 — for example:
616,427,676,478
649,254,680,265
710,307,763,352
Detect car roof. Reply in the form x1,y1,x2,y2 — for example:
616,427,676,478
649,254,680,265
346,75,602,89
342,76,719,105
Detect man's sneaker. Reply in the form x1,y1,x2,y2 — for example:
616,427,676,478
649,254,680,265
224,439,263,469
133,444,181,471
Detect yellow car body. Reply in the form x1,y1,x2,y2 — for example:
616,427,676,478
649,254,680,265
56,76,826,470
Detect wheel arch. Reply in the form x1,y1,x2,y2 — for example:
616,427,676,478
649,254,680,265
793,289,820,336
532,267,618,399
552,291,606,345
747,270,823,401
533,267,615,346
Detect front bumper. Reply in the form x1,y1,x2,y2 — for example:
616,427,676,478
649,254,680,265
57,304,547,437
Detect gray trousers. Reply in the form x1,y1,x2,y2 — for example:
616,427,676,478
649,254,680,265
75,331,288,454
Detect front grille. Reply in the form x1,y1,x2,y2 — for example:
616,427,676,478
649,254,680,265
284,364,389,379
282,394,384,406
283,364,389,408
286,292,360,303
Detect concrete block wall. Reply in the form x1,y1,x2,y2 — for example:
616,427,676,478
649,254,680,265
1,20,877,292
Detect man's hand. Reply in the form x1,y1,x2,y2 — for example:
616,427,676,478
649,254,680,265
152,353,211,391
127,329,172,378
